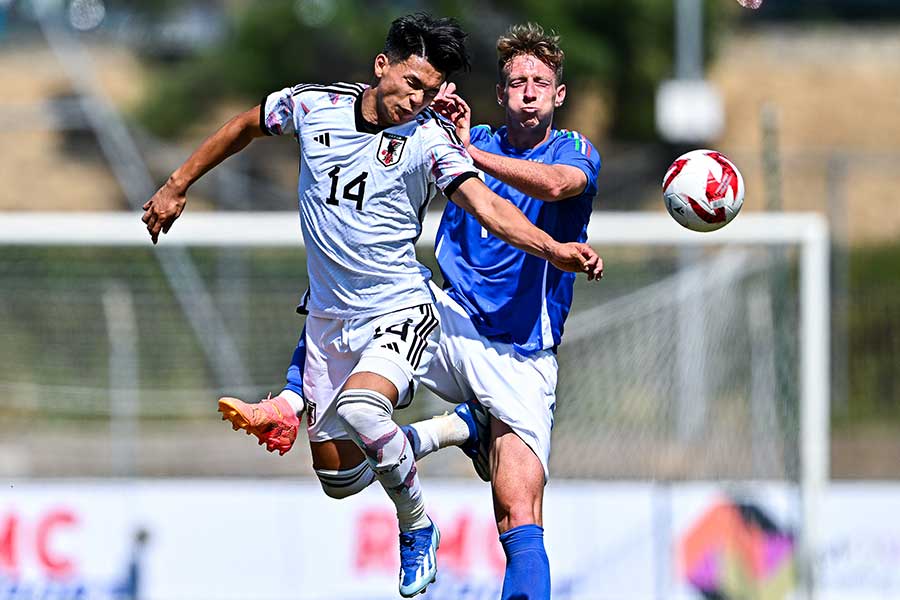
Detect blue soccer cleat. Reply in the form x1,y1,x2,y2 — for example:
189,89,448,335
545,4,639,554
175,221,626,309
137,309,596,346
398,519,441,597
455,400,491,482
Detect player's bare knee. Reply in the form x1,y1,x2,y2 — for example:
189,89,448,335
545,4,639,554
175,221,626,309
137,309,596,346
494,485,537,511
493,494,542,533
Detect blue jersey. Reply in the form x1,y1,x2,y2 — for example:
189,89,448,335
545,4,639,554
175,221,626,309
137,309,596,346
435,125,601,355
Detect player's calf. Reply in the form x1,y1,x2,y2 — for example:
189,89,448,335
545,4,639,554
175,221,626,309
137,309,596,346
335,387,442,596
334,388,430,529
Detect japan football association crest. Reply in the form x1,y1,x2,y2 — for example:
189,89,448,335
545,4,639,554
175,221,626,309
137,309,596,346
377,132,407,167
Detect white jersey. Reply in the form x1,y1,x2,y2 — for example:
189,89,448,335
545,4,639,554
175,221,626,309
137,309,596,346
261,82,478,319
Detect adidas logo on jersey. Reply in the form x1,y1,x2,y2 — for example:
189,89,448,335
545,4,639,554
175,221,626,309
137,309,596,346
313,132,331,147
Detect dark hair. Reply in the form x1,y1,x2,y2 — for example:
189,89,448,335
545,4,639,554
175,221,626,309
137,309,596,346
383,13,470,78
497,23,564,85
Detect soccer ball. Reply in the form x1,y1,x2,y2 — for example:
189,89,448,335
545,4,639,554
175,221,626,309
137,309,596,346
662,149,745,232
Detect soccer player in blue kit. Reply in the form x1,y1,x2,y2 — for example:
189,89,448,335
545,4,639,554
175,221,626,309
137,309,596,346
403,22,602,599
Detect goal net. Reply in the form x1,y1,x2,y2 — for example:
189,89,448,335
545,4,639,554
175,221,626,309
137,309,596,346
0,210,828,592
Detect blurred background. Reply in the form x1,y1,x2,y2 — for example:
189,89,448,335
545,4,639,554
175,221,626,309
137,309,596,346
1,1,899,599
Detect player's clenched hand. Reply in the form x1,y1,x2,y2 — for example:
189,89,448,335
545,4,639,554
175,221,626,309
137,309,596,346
431,82,471,148
548,242,604,281
142,181,186,245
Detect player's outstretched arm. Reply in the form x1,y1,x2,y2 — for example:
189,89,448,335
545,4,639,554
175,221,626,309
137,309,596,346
142,105,267,244
433,84,587,202
449,177,603,280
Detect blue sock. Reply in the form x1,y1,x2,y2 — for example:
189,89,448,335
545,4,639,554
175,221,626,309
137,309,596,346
499,524,550,600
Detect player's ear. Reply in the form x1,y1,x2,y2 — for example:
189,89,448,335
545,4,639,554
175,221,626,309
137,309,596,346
374,53,390,79
495,83,505,106
554,83,567,108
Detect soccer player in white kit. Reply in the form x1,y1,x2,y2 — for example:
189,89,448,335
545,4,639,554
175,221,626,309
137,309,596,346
141,13,602,598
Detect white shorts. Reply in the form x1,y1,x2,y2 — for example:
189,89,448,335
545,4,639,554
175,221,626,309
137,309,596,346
420,283,558,481
303,303,440,443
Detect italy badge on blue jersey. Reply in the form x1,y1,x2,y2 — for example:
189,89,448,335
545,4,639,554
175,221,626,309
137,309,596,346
377,132,407,167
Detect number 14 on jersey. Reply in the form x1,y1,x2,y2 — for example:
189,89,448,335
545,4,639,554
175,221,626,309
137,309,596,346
327,166,369,210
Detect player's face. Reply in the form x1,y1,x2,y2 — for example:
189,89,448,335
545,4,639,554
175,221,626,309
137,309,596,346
497,54,566,131
373,53,445,125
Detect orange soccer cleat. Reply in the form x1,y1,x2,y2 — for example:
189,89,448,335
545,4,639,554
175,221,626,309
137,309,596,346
218,394,300,455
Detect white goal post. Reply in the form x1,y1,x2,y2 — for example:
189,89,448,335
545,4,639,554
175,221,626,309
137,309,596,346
0,210,828,596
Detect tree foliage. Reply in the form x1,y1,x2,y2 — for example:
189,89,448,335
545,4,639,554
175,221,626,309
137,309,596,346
137,0,733,140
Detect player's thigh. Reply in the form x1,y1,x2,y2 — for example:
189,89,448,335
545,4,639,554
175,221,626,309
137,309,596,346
418,323,467,404
491,418,545,532
309,438,366,471
418,283,474,404
430,284,557,478
461,343,557,481
350,303,440,409
303,315,359,444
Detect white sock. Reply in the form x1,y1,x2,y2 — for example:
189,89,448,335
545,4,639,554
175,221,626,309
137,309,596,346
278,388,305,415
336,389,430,532
407,411,471,459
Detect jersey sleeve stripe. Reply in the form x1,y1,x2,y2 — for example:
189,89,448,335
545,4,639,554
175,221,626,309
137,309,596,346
437,120,462,145
568,131,587,155
292,86,362,97
422,108,464,145
567,130,594,157
325,82,366,94
330,82,366,93
291,82,365,97
293,82,357,93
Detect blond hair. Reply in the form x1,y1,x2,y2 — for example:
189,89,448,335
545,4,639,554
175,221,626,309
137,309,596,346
497,23,564,85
